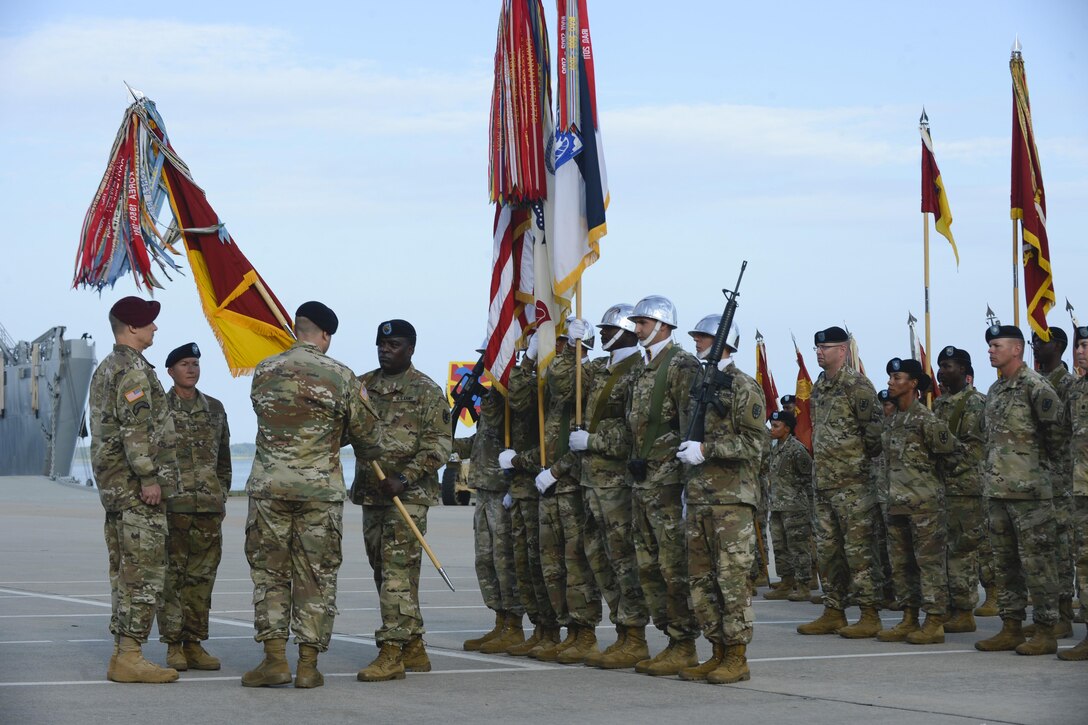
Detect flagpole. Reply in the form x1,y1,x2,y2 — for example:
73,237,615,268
574,279,583,427
537,378,547,470
1012,221,1020,327
504,395,512,449
924,213,933,408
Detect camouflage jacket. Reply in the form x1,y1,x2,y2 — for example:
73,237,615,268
1045,365,1077,497
883,399,957,514
353,365,452,506
626,341,700,490
90,344,178,512
540,348,589,494
166,388,231,513
769,434,813,512
451,386,507,493
1069,375,1088,497
683,360,765,507
580,353,641,488
932,385,986,496
508,358,542,499
811,365,882,491
247,341,382,502
981,364,1065,500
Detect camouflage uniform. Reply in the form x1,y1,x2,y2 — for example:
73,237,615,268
1068,376,1088,615
870,446,894,603
768,434,814,586
580,353,648,628
932,385,988,610
626,340,701,641
981,364,1064,625
246,341,382,651
882,400,956,616
810,365,884,611
352,364,451,646
685,361,765,646
91,344,178,643
1045,366,1078,615
752,435,771,583
158,388,231,645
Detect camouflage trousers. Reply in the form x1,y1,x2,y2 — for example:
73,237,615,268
813,482,882,610
583,486,649,628
363,503,427,645
945,495,986,610
978,513,996,590
245,498,343,651
687,504,756,646
872,502,893,601
158,512,223,643
104,506,168,642
472,489,523,616
1055,492,1076,601
1074,496,1088,610
886,510,949,615
632,485,698,641
751,510,770,582
769,510,813,584
539,491,601,627
986,497,1058,625
511,496,556,626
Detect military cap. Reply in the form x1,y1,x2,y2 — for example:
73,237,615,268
376,319,417,345
1032,327,1067,347
937,346,971,365
814,326,849,345
780,394,796,405
886,357,931,393
165,342,200,368
769,409,796,431
296,301,338,335
1076,326,1088,343
877,389,892,404
110,296,160,327
985,324,1023,343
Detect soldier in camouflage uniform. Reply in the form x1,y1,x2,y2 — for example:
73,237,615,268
353,319,452,681
871,389,897,610
157,343,231,673
91,296,179,684
626,296,702,676
568,305,649,669
933,346,988,633
798,326,884,639
1058,325,1088,660
243,302,382,689
875,358,956,645
765,411,814,603
975,324,1064,656
677,319,765,684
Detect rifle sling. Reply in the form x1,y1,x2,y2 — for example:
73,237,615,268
588,354,639,434
638,344,680,460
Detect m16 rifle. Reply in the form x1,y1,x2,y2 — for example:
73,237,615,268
450,354,489,437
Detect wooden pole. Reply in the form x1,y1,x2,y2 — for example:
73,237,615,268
504,394,512,449
574,279,583,426
1012,220,1020,328
537,377,547,469
253,277,294,336
924,213,933,409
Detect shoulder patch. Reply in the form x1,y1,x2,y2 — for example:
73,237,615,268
1041,397,1052,412
443,408,451,424
359,382,370,401
859,398,869,411
752,403,763,419
125,388,145,404
939,431,949,445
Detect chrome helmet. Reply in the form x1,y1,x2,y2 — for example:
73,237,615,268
597,303,636,333
630,295,678,328
688,314,740,352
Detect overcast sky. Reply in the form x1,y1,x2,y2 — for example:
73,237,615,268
2,0,1086,443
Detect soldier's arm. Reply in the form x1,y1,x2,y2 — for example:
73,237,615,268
702,381,766,462
671,355,699,437
588,376,635,459
923,415,957,456
115,368,160,485
792,442,813,485
216,407,232,493
512,445,542,472
1032,380,1067,457
402,383,454,483
947,396,986,476
509,361,538,413
853,380,883,457
452,433,475,459
346,378,384,459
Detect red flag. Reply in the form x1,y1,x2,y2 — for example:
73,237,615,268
755,332,779,421
919,111,959,265
792,335,813,453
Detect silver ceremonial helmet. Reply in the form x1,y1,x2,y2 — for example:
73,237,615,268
688,313,740,358
631,295,679,349
597,303,636,351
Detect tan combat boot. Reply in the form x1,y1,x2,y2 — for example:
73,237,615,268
556,625,599,664
797,607,848,635
295,644,323,688
809,592,824,604
838,607,883,639
763,576,795,601
507,625,544,657
1057,625,1088,661
906,613,946,645
110,636,179,684
787,583,812,602
597,625,649,669
532,625,578,662
1055,598,1075,638
1015,623,1058,656
526,625,562,658
974,586,999,617
640,638,698,677
166,643,188,671
357,642,406,682
241,638,292,687
402,635,431,672
106,635,120,681
943,608,977,634
876,607,919,642
479,612,525,654
707,644,750,684
753,573,770,588
182,641,221,671
464,611,505,651
584,625,624,667
678,642,724,682
974,618,1024,651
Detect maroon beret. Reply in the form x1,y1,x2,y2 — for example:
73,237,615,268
110,296,161,327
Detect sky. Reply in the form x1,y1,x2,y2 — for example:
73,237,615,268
1,0,1086,444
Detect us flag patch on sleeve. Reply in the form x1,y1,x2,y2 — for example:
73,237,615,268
359,383,370,401
125,388,145,404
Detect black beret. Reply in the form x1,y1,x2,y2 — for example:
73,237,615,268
877,389,892,403
937,346,971,365
1076,326,1088,343
375,319,417,345
780,394,796,405
985,324,1023,343
770,410,796,431
814,326,849,345
165,342,200,368
296,301,338,335
1033,327,1067,347
886,357,931,393
110,296,160,327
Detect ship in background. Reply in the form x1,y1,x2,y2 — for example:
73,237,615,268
0,324,96,481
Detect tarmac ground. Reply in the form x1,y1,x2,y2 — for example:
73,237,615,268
0,476,1084,724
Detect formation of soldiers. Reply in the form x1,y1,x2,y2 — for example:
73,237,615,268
88,292,1087,687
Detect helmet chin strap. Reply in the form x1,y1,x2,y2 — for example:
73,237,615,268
602,328,623,351
639,321,662,348
697,347,710,360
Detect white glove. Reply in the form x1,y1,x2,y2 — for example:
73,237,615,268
526,335,539,361
502,492,513,510
535,468,557,494
566,317,589,342
676,440,705,466
569,429,590,452
498,449,517,470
